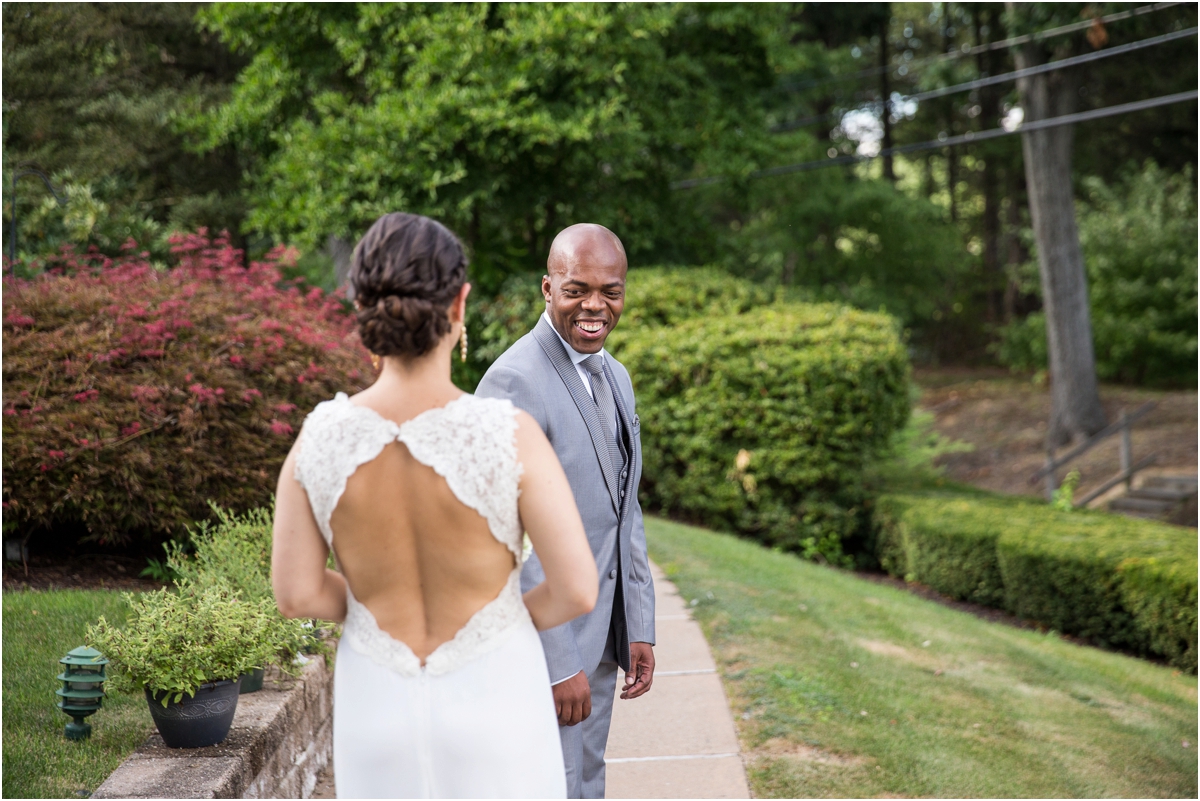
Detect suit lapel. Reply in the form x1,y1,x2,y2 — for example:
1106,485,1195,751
604,360,637,523
533,318,621,514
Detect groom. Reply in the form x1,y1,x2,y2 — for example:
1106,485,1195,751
477,223,656,799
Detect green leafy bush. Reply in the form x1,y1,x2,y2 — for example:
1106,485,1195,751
875,492,1197,671
2,232,372,546
996,162,1197,387
168,504,323,667
620,303,910,565
87,582,280,704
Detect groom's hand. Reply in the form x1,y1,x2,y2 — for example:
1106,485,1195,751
554,670,592,726
620,642,655,700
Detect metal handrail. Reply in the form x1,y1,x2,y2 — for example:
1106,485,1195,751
1029,401,1159,502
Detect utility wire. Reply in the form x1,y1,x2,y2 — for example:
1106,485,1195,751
780,1,1183,93
674,90,1198,189
772,25,1198,132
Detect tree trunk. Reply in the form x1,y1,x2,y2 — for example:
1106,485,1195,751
878,21,895,182
1012,36,1107,447
947,144,958,223
1003,167,1024,324
975,6,1002,322
327,234,354,294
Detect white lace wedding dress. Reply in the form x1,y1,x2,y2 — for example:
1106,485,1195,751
294,393,566,798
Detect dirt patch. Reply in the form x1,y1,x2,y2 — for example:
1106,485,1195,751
754,737,867,767
856,639,919,661
915,368,1196,503
2,552,166,592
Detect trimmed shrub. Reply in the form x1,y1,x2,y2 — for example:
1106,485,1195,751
873,493,1012,606
619,303,910,565
1115,556,1198,673
2,233,372,546
875,492,1198,671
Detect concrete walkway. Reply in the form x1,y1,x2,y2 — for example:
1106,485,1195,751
311,562,748,799
604,561,748,798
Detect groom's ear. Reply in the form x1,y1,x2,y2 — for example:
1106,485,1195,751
541,275,552,302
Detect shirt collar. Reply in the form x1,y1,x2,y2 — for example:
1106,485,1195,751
543,311,605,367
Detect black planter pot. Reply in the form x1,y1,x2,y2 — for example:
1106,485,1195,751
238,667,265,694
145,679,240,748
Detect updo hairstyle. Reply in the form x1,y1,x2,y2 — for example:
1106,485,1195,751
349,213,468,358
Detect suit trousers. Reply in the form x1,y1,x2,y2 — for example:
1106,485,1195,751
560,620,620,799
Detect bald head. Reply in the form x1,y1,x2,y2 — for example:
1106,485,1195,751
542,223,628,354
547,223,627,277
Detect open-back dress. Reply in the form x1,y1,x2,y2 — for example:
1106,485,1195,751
294,392,565,798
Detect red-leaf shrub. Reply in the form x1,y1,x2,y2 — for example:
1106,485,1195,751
2,232,372,546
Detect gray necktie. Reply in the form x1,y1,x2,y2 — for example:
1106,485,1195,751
581,355,623,474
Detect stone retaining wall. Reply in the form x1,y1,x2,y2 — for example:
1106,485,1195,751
93,655,333,799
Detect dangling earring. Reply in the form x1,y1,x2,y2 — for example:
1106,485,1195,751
371,353,381,372
459,325,469,363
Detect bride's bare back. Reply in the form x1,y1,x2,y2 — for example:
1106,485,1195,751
273,378,596,657
272,221,594,664
330,419,514,661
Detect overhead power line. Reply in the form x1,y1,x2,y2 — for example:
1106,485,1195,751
674,90,1198,190
772,25,1198,132
781,1,1183,93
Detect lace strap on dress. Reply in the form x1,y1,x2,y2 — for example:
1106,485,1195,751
293,393,400,546
398,395,524,557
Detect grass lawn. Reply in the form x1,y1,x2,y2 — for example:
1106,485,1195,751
3,590,152,799
646,516,1198,798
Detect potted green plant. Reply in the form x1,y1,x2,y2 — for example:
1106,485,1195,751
165,505,326,693
87,581,279,748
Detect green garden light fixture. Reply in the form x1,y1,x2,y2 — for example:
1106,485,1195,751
56,646,109,740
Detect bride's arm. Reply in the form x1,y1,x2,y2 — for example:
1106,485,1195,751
272,445,348,622
515,411,599,631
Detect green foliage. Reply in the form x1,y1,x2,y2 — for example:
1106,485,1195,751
168,504,323,670
874,493,1019,607
87,581,279,703
620,301,910,565
194,3,792,287
996,162,1198,387
1,233,371,547
729,172,971,333
614,266,776,336
1115,556,1198,674
2,3,245,260
875,492,1198,671
139,557,179,584
1051,469,1081,512
864,408,974,490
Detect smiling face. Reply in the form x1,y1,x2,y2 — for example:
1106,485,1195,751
542,224,627,354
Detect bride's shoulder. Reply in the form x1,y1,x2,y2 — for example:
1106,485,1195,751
301,391,356,427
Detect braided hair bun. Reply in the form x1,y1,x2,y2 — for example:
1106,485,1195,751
350,213,468,358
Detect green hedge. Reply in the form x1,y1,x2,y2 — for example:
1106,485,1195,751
876,492,1197,671
617,302,910,565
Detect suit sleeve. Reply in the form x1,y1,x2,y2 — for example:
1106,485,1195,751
624,392,656,646
476,363,586,683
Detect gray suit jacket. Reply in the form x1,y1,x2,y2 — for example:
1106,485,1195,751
477,316,655,681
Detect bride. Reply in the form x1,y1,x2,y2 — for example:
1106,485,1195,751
271,212,598,798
